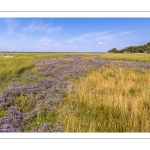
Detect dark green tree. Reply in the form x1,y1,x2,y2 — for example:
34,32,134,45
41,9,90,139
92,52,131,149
107,42,150,53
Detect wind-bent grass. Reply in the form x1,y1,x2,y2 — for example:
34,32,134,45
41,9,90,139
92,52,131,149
0,53,102,90
0,53,81,91
1,53,150,88
58,65,150,132
100,53,150,62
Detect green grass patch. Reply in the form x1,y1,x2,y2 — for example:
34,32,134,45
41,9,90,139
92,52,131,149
0,109,7,117
100,53,150,62
24,110,57,131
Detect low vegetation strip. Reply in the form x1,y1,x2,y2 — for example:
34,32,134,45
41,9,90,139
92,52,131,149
101,53,150,62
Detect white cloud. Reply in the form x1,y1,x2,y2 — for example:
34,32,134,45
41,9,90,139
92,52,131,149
68,31,112,42
24,21,61,34
24,21,48,32
41,44,51,46
39,37,52,43
69,41,74,43
3,19,26,42
4,19,19,35
97,31,134,41
68,30,134,43
16,33,26,41
117,31,134,35
98,42,107,45
54,43,61,47
47,26,61,33
73,46,77,49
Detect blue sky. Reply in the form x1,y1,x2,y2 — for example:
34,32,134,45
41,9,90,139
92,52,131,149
0,18,150,52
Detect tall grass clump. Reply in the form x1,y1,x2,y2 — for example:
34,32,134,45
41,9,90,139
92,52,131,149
58,65,150,132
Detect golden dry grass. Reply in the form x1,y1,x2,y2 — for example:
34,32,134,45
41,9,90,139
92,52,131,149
58,65,150,132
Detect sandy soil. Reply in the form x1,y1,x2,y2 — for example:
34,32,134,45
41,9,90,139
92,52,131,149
3,56,13,58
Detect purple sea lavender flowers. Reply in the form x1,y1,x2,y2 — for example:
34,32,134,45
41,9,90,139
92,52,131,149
0,106,24,132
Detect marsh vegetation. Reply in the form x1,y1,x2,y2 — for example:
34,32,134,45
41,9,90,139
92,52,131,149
0,53,150,132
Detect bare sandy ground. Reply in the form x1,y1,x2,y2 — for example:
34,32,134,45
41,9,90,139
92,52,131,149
3,55,13,58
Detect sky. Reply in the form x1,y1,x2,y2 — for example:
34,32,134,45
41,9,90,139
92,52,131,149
0,18,150,52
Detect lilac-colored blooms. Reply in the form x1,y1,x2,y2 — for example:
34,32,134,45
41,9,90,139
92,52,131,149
0,106,24,132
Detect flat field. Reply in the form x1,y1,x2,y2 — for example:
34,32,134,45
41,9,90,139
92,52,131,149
1,53,150,132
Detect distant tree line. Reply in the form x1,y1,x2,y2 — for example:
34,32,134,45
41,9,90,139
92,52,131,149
108,42,150,53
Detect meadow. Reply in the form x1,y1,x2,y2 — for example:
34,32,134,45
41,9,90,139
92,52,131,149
1,53,150,132
101,53,150,62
